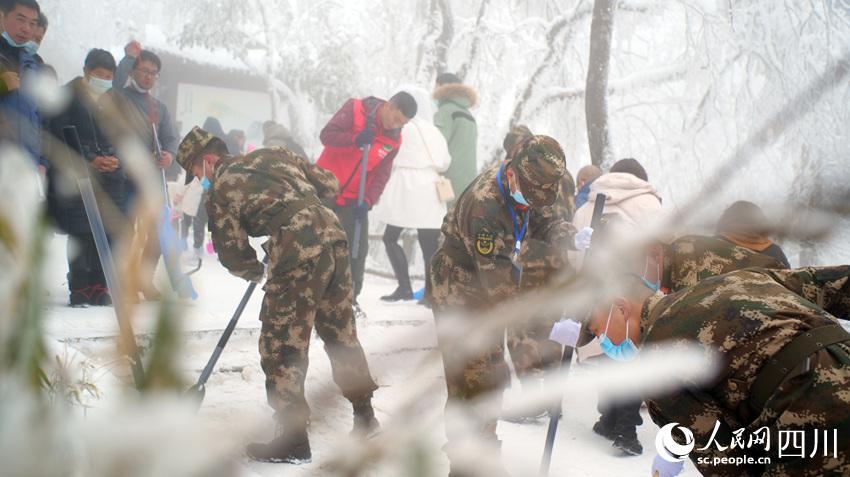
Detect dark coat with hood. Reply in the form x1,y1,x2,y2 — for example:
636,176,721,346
47,78,128,236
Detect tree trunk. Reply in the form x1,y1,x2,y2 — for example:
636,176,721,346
585,0,618,167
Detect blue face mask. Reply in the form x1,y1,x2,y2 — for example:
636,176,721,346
2,31,24,48
511,190,529,206
508,172,530,206
199,161,212,191
22,40,38,56
598,305,639,362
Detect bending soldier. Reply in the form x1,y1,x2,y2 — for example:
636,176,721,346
176,127,379,464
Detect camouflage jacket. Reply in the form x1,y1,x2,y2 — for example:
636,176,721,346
663,235,788,292
206,147,345,282
642,266,850,470
428,163,576,309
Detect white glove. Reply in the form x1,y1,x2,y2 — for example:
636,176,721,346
548,319,582,347
651,454,685,477
574,226,593,251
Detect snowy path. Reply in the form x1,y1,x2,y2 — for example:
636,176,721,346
42,234,701,476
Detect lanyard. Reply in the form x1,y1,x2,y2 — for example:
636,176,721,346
496,165,529,285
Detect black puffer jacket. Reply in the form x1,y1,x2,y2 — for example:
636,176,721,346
47,77,129,236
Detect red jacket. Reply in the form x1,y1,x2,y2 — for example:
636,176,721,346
317,97,402,206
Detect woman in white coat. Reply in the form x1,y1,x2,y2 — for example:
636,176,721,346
373,85,451,304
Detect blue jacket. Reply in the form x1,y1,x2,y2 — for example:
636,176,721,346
575,179,596,210
0,36,44,167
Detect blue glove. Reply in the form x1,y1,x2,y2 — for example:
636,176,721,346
352,201,369,221
574,226,593,251
355,128,375,149
651,454,685,477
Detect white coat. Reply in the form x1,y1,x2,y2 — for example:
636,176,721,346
569,172,664,268
373,117,451,229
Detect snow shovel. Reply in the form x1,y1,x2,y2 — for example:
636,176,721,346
152,123,198,299
187,255,268,410
62,126,146,388
539,193,606,476
350,110,377,260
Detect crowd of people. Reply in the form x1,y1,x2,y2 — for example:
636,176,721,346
3,0,849,475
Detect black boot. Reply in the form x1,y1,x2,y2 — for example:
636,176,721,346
351,400,380,436
246,428,311,464
592,416,617,441
89,284,113,306
612,427,643,456
380,286,413,302
70,286,92,307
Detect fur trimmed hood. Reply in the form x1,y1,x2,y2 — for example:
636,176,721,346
433,83,477,108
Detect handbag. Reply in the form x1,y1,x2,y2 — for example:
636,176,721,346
435,175,455,202
413,121,455,203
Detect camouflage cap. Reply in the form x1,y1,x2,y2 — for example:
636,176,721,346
176,126,226,172
512,135,566,207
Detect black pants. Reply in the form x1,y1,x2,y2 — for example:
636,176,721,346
597,397,643,437
180,205,208,250
382,225,440,292
67,233,108,292
331,204,369,299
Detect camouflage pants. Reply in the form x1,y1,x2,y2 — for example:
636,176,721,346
259,240,378,427
434,309,509,474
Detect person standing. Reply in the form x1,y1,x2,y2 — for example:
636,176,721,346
0,0,44,171
433,72,477,200
372,86,450,304
427,136,591,476
176,127,380,464
47,49,128,306
316,91,417,306
110,42,177,300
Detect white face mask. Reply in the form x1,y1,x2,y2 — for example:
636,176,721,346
86,76,112,97
130,77,149,93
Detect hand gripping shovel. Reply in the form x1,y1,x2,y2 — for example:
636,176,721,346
187,256,268,409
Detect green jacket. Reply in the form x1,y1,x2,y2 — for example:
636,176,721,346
433,83,478,197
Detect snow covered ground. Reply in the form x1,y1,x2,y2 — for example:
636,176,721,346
42,233,702,476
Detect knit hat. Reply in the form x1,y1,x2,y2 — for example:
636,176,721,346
511,135,566,207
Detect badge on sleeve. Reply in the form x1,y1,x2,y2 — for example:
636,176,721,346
475,231,495,256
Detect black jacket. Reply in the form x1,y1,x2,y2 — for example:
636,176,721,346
47,77,129,236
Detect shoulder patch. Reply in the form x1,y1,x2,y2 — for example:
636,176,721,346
476,231,495,256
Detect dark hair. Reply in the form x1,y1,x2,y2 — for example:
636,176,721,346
36,10,47,29
0,0,40,15
610,158,648,182
134,50,162,72
84,48,117,73
436,72,461,86
389,91,417,119
716,201,770,237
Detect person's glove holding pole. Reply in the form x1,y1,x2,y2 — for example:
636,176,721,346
355,128,375,149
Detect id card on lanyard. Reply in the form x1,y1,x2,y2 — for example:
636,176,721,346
496,165,529,286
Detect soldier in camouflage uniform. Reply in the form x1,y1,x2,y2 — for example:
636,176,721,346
175,127,379,464
500,126,578,422
426,135,588,476
586,265,850,477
